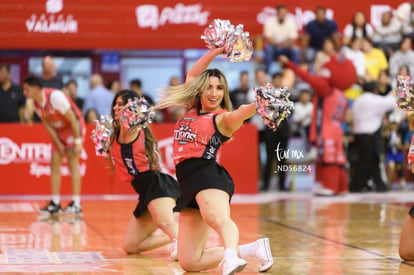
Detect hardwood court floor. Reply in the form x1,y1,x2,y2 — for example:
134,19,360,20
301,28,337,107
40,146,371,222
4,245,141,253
1,192,414,274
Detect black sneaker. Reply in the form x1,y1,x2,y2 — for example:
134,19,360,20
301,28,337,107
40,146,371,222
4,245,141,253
64,201,82,216
39,201,62,215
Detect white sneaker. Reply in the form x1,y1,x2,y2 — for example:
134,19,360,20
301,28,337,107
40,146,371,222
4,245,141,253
64,201,82,216
256,238,273,272
169,239,178,261
313,183,335,196
306,147,317,162
221,257,247,275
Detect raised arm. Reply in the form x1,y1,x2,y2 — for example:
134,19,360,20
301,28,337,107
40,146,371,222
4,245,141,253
186,48,225,83
216,103,256,137
279,55,332,97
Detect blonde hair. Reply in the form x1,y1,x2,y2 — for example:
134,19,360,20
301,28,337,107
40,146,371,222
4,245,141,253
157,69,232,111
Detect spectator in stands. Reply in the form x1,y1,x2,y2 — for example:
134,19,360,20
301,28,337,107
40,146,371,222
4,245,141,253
342,37,366,102
41,56,63,89
230,71,250,109
301,6,341,62
396,0,414,39
361,38,388,82
84,109,99,124
263,5,300,74
372,10,403,58
342,11,374,46
342,37,366,81
350,81,395,192
383,118,406,190
66,79,83,110
129,79,154,105
107,79,122,94
377,69,392,96
23,75,85,215
0,64,26,123
292,89,313,150
389,37,414,79
314,38,336,75
83,74,114,117
168,76,181,87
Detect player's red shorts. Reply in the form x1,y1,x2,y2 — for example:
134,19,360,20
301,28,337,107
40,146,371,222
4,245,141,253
52,126,86,153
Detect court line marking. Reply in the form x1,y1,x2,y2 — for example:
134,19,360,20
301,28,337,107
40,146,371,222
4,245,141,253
268,219,414,267
1,191,414,204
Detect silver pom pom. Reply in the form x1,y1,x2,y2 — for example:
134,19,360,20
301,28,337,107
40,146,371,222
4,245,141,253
120,98,155,133
393,74,414,112
201,19,253,62
255,83,294,131
90,115,114,157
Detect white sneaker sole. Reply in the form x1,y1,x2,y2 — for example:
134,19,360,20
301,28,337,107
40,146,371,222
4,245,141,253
224,260,247,275
258,238,273,272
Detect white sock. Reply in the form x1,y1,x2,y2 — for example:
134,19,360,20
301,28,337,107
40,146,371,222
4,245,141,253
223,248,238,259
52,195,60,205
239,240,259,258
72,195,81,207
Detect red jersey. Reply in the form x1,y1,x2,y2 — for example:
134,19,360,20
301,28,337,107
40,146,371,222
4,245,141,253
173,108,230,165
310,88,348,164
111,129,152,184
408,134,414,165
34,88,85,131
309,88,347,141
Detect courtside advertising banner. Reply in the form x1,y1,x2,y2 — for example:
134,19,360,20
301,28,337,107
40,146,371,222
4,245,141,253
0,0,405,50
0,123,258,195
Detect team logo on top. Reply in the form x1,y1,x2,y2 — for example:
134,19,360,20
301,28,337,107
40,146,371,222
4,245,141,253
174,118,197,144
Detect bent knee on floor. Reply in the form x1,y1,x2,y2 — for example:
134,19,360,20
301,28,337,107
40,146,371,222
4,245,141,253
122,241,142,255
179,258,203,272
399,249,414,261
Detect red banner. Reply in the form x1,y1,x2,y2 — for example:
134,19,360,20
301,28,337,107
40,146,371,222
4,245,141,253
0,123,258,195
0,0,406,50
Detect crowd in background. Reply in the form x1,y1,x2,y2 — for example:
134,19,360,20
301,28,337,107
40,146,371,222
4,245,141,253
2,2,414,193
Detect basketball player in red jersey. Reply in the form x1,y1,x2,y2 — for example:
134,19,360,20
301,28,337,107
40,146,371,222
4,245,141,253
23,75,85,215
279,54,357,196
109,89,180,259
157,48,273,275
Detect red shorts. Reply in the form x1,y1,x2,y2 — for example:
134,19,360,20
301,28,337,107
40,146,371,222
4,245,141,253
52,126,86,153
